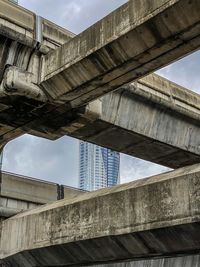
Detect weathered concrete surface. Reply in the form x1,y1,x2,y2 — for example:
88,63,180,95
0,197,38,218
2,255,200,267
2,0,200,107
0,0,200,165
0,0,74,51
41,0,200,106
0,171,85,218
0,0,75,146
88,255,200,267
1,72,200,169
2,164,200,266
1,172,58,204
46,73,200,169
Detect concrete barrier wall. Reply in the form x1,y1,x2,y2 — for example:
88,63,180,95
1,172,58,204
0,172,85,204
63,185,86,199
2,164,200,266
0,0,74,51
0,171,86,218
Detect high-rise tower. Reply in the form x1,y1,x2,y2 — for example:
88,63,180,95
79,141,120,191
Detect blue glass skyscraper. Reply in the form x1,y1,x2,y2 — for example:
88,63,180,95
79,141,120,191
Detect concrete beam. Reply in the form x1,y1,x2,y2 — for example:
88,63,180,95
0,71,200,169
41,0,200,106
86,255,200,267
0,197,38,218
1,164,200,266
97,75,200,168
0,0,74,52
0,1,78,147
0,0,200,161
37,74,200,169
0,172,58,204
0,172,85,218
0,0,200,169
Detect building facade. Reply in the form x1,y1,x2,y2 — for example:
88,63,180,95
0,152,3,171
79,141,120,191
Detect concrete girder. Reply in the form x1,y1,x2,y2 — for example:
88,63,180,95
1,164,200,266
0,1,76,147
85,255,200,267
0,73,200,169
40,0,200,107
0,172,85,218
0,70,199,169
0,0,74,53
0,0,199,169
0,1,75,141
32,74,200,169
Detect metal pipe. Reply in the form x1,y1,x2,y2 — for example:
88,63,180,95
35,15,43,48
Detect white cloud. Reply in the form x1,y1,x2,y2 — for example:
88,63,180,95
61,2,81,22
19,0,128,33
3,135,79,187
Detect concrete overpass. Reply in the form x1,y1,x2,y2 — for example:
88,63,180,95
1,164,200,266
88,256,200,267
1,0,200,106
40,0,200,106
0,1,200,168
1,0,200,266
0,171,85,218
67,73,200,169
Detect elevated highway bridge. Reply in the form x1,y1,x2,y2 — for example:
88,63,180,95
0,0,200,266
0,171,85,219
0,0,200,168
1,164,200,266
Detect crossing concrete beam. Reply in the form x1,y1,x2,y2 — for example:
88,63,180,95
37,74,200,169
1,164,200,266
41,0,200,107
0,172,86,218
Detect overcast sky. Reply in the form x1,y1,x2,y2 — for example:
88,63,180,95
3,0,200,187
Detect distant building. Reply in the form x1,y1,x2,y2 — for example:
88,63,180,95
0,151,3,171
79,141,120,191
103,148,120,187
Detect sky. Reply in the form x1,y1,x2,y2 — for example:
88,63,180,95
3,0,200,187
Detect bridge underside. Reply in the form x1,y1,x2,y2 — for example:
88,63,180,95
68,74,200,169
1,73,200,169
40,0,200,107
0,0,200,158
87,255,200,267
0,171,85,218
1,1,200,266
31,73,200,169
1,164,200,266
2,222,200,267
